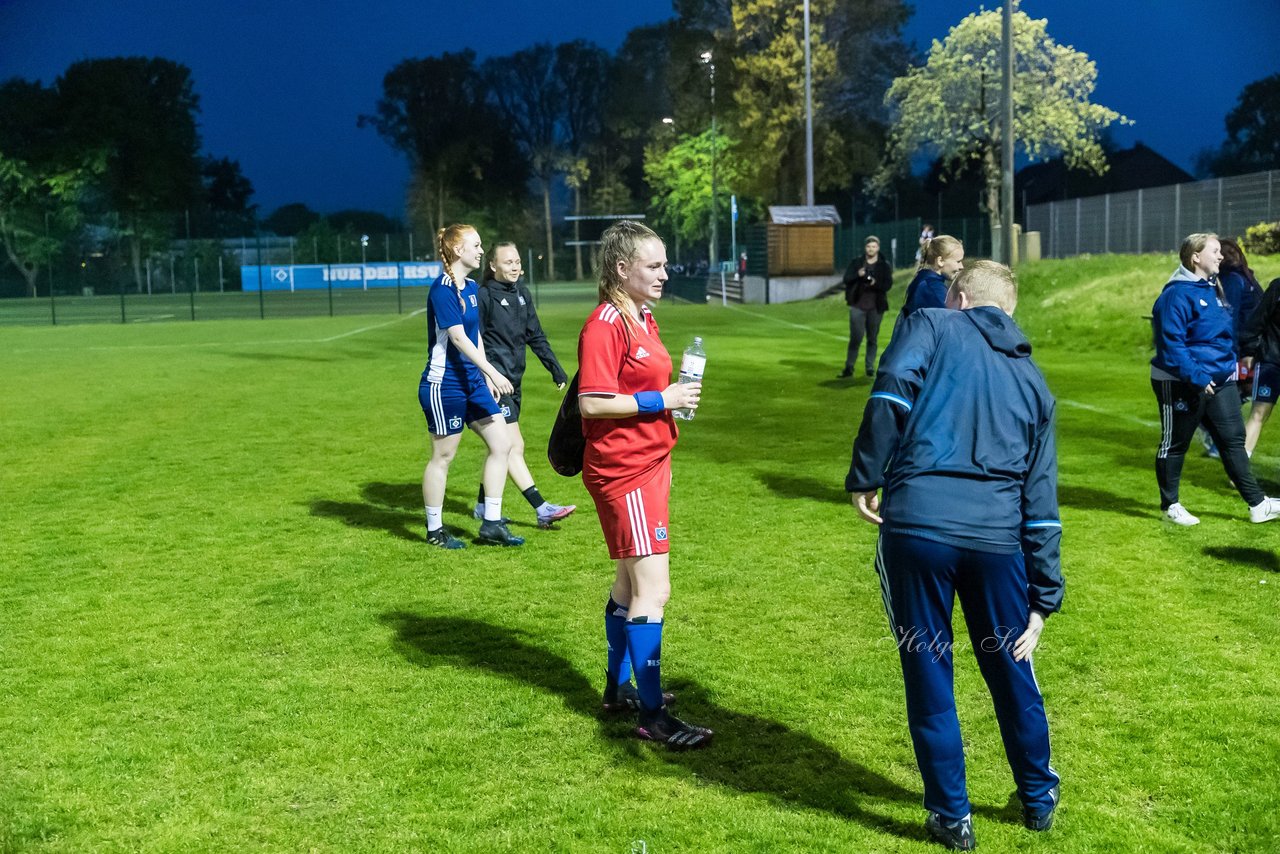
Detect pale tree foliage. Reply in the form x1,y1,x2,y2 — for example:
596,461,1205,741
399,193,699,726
872,3,1129,234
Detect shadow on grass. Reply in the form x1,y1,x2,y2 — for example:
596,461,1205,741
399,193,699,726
380,612,956,843
757,471,849,503
220,351,338,363
1057,483,1150,519
1203,546,1280,573
309,482,471,543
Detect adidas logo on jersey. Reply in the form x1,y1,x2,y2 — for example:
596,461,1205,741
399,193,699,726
636,346,651,359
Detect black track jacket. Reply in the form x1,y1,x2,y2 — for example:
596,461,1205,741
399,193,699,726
478,276,567,388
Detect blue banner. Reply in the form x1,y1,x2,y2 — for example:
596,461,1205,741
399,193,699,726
240,262,444,291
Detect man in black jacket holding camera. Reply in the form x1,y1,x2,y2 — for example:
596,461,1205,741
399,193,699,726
839,235,894,379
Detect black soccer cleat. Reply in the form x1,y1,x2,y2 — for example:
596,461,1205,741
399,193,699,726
634,708,712,750
426,527,466,550
925,812,975,851
601,673,676,713
477,519,525,547
1023,784,1059,832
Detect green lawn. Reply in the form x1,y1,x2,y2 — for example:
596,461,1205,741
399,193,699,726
3,254,1280,852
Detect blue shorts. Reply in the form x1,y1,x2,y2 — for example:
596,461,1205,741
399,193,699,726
1253,363,1280,405
419,379,502,436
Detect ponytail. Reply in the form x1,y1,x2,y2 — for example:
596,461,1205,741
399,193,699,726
919,235,963,271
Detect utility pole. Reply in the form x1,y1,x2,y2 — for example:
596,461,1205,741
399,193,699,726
1001,0,1016,264
804,0,815,205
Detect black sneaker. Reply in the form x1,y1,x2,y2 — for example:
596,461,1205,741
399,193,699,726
866,368,876,377
426,527,466,550
601,672,676,713
1023,784,1059,831
925,812,975,851
634,707,712,750
477,519,524,546
837,368,853,378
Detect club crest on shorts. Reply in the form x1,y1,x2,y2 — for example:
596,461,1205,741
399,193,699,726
1174,400,1189,412
449,415,463,430
1262,386,1272,398
500,404,512,418
654,524,668,541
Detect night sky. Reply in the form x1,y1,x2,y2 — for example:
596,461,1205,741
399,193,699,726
2,0,1277,219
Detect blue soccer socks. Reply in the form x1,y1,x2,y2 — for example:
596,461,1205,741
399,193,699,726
625,617,664,712
605,598,632,684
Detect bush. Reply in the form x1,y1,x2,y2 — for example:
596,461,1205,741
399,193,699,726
1241,221,1280,255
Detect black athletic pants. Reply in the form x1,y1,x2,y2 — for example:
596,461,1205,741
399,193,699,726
1152,378,1263,509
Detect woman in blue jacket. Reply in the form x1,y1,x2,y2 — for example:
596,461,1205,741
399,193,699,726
1150,232,1279,526
900,235,964,318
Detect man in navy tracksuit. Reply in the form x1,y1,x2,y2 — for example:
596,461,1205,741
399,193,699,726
1150,232,1280,525
847,260,1062,850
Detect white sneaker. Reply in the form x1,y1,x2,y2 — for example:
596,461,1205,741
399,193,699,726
1249,497,1280,523
1164,503,1200,526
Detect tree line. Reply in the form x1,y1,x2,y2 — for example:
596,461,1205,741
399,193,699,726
3,1,1277,297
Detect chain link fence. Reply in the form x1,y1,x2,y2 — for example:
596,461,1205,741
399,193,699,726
1026,170,1280,259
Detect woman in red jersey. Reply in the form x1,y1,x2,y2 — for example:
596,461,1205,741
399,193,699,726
577,220,712,749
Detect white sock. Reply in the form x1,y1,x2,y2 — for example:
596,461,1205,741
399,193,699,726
425,505,443,531
483,496,502,522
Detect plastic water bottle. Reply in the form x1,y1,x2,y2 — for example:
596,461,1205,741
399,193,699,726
674,337,706,421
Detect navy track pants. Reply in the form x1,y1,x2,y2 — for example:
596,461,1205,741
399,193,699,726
876,530,1059,821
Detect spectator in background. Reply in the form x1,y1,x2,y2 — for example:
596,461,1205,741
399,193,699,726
916,222,935,263
1149,232,1280,526
1196,238,1264,458
1239,276,1280,456
839,235,894,379
901,236,965,318
473,242,576,530
1220,239,1263,345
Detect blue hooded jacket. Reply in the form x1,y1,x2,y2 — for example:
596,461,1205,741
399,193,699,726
847,306,1063,616
900,268,949,317
1150,266,1237,389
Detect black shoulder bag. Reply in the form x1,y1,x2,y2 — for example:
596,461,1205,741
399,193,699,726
547,317,632,477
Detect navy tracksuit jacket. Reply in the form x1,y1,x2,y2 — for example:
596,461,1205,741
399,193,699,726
900,269,949,318
847,305,1063,821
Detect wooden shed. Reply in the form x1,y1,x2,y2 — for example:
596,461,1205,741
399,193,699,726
766,205,842,276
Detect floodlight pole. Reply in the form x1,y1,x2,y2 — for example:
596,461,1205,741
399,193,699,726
361,234,369,291
702,51,719,272
1001,0,1015,265
804,0,815,206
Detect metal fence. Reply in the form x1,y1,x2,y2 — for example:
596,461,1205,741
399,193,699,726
0,280,645,327
1027,170,1280,259
836,217,990,271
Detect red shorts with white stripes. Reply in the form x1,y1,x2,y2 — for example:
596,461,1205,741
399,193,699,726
589,456,672,560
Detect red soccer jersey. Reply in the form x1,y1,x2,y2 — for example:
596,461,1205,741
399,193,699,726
577,301,678,500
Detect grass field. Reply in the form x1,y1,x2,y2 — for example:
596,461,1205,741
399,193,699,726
4,254,1280,852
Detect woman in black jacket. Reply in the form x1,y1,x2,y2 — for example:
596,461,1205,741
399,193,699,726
1240,277,1280,456
473,242,577,529
839,235,894,379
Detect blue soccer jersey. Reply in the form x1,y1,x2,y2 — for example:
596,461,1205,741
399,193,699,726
424,273,486,389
